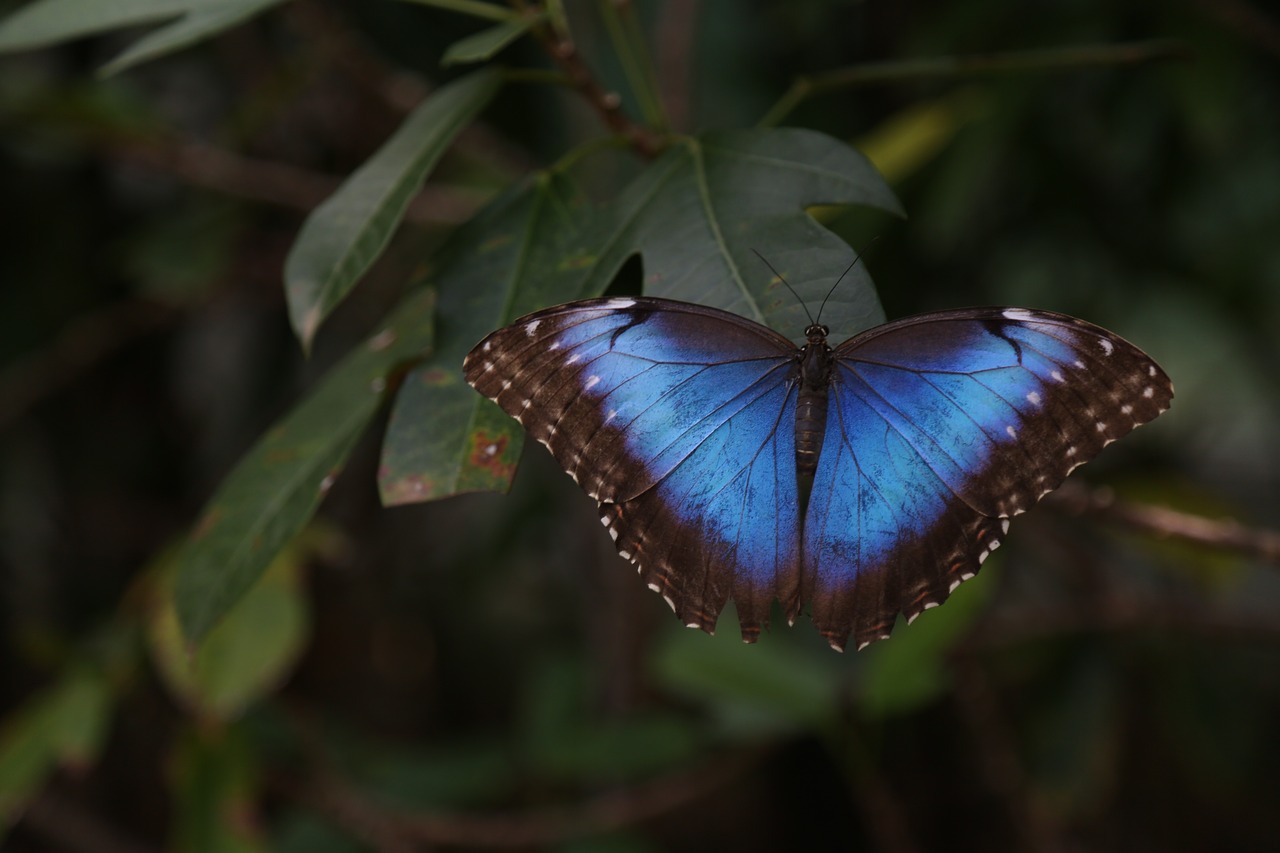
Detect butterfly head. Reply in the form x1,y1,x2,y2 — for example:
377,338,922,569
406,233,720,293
804,323,830,345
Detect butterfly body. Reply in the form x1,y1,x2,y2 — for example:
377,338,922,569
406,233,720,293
464,297,1172,651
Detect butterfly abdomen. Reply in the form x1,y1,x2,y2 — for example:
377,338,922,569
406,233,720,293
795,335,833,478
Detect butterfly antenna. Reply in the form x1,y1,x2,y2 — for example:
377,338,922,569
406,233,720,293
816,236,880,324
751,249,815,327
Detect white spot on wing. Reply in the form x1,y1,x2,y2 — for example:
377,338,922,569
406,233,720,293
1005,425,1017,438
620,550,632,560
566,353,581,365
608,298,637,308
1099,338,1115,356
1051,371,1065,383
647,582,660,593
585,375,601,390
525,319,541,335
1002,308,1034,321
1143,386,1154,398
1026,391,1041,405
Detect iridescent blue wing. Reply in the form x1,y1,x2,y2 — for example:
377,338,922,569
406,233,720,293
464,297,802,639
805,307,1173,651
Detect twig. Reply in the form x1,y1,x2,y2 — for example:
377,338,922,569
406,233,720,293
759,39,1191,127
286,747,764,848
655,0,699,131
529,16,665,158
1192,0,1280,58
1045,481,1280,565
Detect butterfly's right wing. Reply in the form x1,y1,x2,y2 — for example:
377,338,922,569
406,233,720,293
464,297,803,639
803,308,1172,652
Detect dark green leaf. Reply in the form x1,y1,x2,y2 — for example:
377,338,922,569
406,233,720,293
857,564,993,718
99,0,285,76
379,174,595,503
442,15,541,67
284,68,502,350
175,289,435,645
152,546,310,721
171,725,266,852
383,128,900,503
576,128,903,343
0,667,111,825
651,613,845,735
0,0,282,56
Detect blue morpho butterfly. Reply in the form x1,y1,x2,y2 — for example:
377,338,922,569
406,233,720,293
464,268,1173,651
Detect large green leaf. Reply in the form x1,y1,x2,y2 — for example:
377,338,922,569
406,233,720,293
576,128,903,344
651,614,846,736
175,288,435,645
379,174,596,503
284,68,502,350
381,128,901,503
152,545,310,721
0,0,283,60
0,667,111,826
857,564,993,718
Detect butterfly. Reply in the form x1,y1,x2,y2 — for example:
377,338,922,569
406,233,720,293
464,296,1172,651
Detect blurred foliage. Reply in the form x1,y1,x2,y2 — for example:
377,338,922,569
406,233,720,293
0,0,1278,850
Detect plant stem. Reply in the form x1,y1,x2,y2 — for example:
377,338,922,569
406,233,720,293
759,39,1190,127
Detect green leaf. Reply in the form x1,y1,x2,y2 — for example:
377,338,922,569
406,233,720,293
857,564,993,718
175,288,435,645
393,0,515,23
152,546,310,721
172,725,267,853
99,0,286,77
441,14,541,67
379,174,596,503
0,0,278,54
577,128,903,344
382,128,901,503
0,667,111,824
651,613,845,735
284,68,503,350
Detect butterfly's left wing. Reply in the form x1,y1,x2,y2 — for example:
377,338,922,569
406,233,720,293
804,308,1173,651
464,297,803,640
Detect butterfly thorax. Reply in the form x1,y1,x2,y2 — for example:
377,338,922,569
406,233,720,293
796,324,832,481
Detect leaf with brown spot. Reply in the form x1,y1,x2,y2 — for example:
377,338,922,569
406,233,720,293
467,430,517,482
379,175,595,503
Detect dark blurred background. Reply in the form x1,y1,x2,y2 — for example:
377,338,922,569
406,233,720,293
1,0,1278,850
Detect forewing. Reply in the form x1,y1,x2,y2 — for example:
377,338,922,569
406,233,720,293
804,307,1173,651
464,297,803,639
